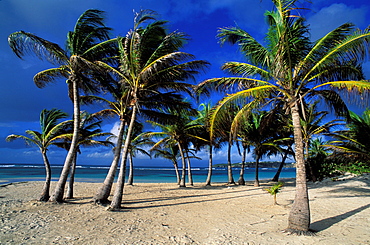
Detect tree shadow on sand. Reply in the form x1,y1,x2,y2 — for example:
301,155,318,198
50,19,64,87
310,203,370,232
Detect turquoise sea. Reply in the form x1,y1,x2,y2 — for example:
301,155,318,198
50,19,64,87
0,163,296,185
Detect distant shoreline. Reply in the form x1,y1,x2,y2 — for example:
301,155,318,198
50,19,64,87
213,161,295,169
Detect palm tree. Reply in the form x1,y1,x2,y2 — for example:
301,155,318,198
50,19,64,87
126,124,154,185
329,109,370,163
238,110,280,187
300,101,340,181
148,106,204,187
197,0,370,232
100,10,209,210
192,102,222,186
8,9,116,203
152,146,182,184
6,109,68,201
57,111,113,199
86,80,194,203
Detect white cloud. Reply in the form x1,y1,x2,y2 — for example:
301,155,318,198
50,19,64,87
87,151,113,158
307,3,367,41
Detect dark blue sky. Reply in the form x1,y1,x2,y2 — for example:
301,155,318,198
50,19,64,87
1,0,369,167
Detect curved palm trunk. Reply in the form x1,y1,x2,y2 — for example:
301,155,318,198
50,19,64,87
287,102,310,232
127,152,134,185
254,155,261,187
50,78,80,203
272,150,289,182
178,143,187,187
205,144,213,186
66,152,77,199
186,151,193,186
39,150,51,202
227,139,235,185
93,119,126,204
237,147,247,185
173,161,180,185
109,105,137,210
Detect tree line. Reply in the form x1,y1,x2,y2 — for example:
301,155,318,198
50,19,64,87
6,0,370,234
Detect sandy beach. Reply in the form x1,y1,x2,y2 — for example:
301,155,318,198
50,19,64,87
1,174,369,244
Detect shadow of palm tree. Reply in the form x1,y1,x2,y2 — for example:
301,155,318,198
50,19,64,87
310,203,370,232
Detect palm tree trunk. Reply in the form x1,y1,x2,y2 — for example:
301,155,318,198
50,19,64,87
127,152,134,185
173,162,180,185
287,102,310,232
237,147,247,185
178,143,187,187
49,77,80,203
39,150,51,202
66,152,77,199
109,105,137,210
186,151,193,186
205,144,213,186
272,149,289,182
227,139,235,185
93,119,126,204
254,156,260,187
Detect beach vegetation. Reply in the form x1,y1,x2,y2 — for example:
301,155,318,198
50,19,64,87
265,181,284,205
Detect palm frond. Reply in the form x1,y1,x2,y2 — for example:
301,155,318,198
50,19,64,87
8,31,67,65
33,66,70,88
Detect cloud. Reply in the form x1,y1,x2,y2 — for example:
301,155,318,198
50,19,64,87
87,151,113,158
307,3,368,41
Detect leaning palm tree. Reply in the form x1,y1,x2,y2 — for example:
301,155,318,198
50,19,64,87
98,10,209,210
8,9,116,203
6,109,69,201
197,0,370,233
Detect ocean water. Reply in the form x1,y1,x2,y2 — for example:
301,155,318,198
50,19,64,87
0,163,296,185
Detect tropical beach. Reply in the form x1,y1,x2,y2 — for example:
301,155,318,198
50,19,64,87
1,174,369,244
2,0,370,241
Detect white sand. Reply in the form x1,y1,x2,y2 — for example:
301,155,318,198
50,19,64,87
1,174,369,244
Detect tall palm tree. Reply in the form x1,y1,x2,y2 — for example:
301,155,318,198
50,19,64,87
6,109,69,201
197,0,370,232
99,10,209,210
8,9,116,203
